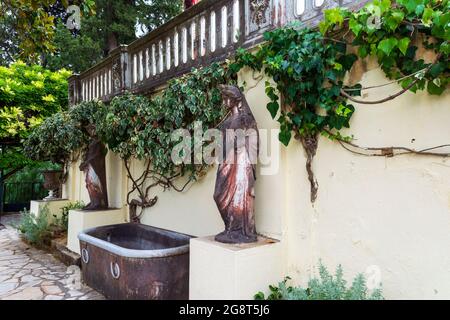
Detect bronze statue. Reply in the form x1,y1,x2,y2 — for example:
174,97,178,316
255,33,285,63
79,124,108,210
213,85,259,244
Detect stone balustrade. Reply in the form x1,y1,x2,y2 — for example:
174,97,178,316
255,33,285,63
68,0,368,105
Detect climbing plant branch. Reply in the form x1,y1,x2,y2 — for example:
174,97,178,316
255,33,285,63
337,139,450,157
98,63,234,222
230,0,449,203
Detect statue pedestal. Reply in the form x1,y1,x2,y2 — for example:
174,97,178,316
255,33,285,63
30,199,71,224
189,236,284,300
67,208,127,254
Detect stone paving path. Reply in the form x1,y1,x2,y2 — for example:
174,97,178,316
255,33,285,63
0,222,104,300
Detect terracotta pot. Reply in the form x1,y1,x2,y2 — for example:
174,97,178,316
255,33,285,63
42,170,63,200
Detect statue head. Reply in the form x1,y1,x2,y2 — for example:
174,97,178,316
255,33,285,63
218,85,243,109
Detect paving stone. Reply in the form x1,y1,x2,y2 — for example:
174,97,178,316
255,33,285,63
0,282,18,295
1,287,43,300
21,275,40,282
0,227,103,300
68,290,84,297
41,285,62,295
44,295,63,300
41,274,59,280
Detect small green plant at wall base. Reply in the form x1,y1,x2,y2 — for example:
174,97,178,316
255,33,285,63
56,201,85,231
17,206,51,247
255,262,383,300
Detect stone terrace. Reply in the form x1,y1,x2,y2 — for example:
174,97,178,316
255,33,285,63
0,217,104,300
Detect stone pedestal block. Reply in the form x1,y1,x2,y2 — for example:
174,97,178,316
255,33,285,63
189,236,284,300
67,208,126,254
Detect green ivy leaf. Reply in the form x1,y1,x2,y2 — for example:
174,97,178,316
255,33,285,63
378,37,398,55
267,101,279,119
422,8,434,27
349,18,362,36
279,129,292,147
398,38,411,55
397,0,424,14
427,79,445,95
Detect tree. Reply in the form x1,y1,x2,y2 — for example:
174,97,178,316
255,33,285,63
0,0,95,66
0,61,70,177
45,0,183,73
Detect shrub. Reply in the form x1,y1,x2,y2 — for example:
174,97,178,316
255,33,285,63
255,262,383,300
17,206,52,247
56,201,85,231
23,100,104,167
23,112,84,165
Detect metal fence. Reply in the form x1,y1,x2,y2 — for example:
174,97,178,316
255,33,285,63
1,182,47,213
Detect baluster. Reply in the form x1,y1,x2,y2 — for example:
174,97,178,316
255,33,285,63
152,44,157,75
174,31,180,67
102,72,105,96
315,0,325,7
297,0,306,15
139,50,144,82
108,68,112,95
99,72,102,98
182,27,188,64
221,6,228,48
133,54,138,83
186,23,192,62
191,20,197,60
94,74,97,99
166,37,171,70
232,0,240,43
200,16,206,57
158,40,164,74
227,2,233,46
204,12,210,56
210,11,217,52
145,48,151,78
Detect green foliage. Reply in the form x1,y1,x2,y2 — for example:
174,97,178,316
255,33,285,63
6,162,61,184
23,112,82,165
0,61,70,173
0,0,95,64
231,27,358,146
45,21,104,73
17,206,51,247
231,0,448,148
0,61,70,140
23,100,104,166
320,0,449,95
255,262,384,300
99,62,232,178
57,201,85,231
45,0,183,73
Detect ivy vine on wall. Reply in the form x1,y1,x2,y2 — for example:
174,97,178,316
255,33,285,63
98,63,233,221
229,0,449,202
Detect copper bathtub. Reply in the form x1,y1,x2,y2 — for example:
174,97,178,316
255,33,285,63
78,223,192,300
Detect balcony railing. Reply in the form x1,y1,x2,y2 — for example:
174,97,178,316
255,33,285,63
68,0,368,105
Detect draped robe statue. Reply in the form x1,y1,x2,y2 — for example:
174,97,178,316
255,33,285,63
79,125,108,210
213,85,259,244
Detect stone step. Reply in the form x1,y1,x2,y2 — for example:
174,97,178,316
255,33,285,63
50,238,80,267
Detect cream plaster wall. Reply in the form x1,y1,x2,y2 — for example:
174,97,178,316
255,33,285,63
282,66,450,300
64,62,450,299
